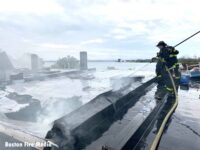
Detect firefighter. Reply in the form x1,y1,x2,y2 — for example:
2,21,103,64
155,41,180,98
152,41,167,99
166,46,181,91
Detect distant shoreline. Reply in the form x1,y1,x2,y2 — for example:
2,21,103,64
44,60,151,63
44,57,200,65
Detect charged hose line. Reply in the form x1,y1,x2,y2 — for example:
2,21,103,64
150,66,178,150
125,30,200,150
130,30,200,77
143,30,200,150
129,31,200,76
174,30,200,48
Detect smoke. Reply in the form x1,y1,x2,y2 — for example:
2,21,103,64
110,76,144,91
36,96,83,125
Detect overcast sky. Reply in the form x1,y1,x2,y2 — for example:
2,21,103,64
0,0,200,60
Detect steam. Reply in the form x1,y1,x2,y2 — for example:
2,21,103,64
36,96,82,125
110,76,142,91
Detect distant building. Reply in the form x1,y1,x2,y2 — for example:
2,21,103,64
0,51,14,82
80,51,88,70
31,54,39,72
11,53,43,72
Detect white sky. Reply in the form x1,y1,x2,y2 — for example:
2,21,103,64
0,0,200,60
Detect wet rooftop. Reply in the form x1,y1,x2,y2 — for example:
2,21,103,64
85,82,200,150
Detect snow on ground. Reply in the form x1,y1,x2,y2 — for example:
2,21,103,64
6,68,154,106
0,91,29,113
0,62,156,137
